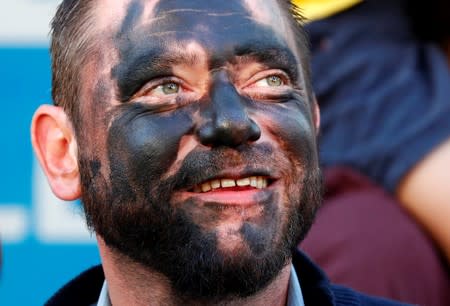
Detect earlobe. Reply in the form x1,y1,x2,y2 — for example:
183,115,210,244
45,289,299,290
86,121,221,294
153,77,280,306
31,105,81,201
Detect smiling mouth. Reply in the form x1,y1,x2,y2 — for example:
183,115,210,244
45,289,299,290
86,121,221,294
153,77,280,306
191,176,270,193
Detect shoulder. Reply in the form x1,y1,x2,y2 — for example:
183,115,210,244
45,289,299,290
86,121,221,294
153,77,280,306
45,265,104,306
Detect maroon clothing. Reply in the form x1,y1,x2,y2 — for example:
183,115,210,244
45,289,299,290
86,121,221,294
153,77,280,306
301,167,450,305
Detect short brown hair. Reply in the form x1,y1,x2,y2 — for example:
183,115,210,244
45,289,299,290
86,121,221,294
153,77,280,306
51,0,96,131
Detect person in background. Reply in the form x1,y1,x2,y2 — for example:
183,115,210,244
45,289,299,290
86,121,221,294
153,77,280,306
293,0,450,305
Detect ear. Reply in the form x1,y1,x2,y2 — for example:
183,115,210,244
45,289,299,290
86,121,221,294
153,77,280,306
31,105,81,201
312,96,320,134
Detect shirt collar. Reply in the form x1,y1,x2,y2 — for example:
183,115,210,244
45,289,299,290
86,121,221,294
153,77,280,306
287,264,305,306
97,265,304,306
96,281,111,306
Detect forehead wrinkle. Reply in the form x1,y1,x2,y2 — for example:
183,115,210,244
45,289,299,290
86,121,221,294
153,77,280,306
138,9,246,30
158,9,246,18
154,8,233,14
125,6,245,35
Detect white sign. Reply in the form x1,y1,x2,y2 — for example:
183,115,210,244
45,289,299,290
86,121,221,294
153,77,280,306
0,0,60,45
0,159,95,244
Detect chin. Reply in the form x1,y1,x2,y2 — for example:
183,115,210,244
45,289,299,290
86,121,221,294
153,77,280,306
215,227,256,256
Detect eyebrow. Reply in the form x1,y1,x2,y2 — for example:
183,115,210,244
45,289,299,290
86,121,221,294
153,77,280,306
114,47,203,102
229,42,300,80
114,42,300,102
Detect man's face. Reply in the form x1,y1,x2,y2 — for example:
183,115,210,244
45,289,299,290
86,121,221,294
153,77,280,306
77,0,321,301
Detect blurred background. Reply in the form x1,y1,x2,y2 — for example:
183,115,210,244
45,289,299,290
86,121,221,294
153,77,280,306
0,1,100,305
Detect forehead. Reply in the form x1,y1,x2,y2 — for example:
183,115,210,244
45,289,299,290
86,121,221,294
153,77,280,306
96,0,284,27
89,0,303,102
94,0,294,50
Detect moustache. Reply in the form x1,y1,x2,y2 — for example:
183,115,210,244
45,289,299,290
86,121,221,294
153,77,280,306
158,143,287,192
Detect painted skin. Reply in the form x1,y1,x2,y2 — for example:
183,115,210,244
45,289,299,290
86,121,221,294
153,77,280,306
76,0,321,300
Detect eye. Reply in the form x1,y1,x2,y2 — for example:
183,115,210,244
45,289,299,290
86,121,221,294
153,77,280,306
254,75,284,87
152,82,180,95
130,76,199,109
241,70,294,101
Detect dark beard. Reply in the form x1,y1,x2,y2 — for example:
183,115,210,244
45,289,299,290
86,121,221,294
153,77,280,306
78,146,322,303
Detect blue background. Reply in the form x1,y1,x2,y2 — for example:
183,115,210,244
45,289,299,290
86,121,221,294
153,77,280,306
0,47,100,305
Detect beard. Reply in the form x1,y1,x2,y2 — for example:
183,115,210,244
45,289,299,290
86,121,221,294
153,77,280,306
78,144,322,303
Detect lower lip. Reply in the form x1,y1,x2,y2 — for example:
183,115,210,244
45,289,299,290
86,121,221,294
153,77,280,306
183,188,268,206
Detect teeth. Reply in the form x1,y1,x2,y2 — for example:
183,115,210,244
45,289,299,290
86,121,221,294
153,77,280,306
236,177,250,186
262,179,268,188
201,182,212,192
193,176,269,193
257,177,264,189
221,179,236,188
250,176,258,187
211,179,221,189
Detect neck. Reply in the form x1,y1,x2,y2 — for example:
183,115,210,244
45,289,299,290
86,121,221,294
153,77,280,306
97,237,292,306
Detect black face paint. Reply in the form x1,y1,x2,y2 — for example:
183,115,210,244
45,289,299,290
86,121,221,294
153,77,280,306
198,71,261,147
79,0,322,302
112,0,300,102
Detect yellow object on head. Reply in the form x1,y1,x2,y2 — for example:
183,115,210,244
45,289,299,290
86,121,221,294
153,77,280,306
292,0,362,22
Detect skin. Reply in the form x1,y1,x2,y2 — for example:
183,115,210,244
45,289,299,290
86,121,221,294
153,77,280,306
397,138,450,263
32,0,321,305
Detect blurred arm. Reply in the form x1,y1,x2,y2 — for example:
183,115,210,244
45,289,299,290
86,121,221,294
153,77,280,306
396,138,450,263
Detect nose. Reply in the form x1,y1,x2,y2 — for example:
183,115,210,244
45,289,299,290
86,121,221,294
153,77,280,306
198,78,261,147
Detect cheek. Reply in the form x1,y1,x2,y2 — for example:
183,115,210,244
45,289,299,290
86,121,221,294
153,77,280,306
253,102,317,165
106,106,195,190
